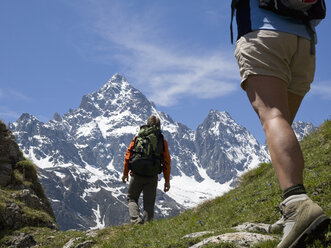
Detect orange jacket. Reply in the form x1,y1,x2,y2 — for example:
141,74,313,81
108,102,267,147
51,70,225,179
123,137,171,183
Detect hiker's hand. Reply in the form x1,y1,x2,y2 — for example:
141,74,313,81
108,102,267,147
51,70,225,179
122,175,128,183
164,182,170,192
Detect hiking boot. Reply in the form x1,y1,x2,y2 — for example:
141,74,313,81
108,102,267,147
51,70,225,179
268,215,285,234
130,216,144,225
277,194,330,248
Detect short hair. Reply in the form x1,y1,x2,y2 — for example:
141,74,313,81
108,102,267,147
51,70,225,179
147,115,161,128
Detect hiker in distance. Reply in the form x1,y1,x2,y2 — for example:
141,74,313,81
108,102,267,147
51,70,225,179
231,0,330,247
122,115,171,224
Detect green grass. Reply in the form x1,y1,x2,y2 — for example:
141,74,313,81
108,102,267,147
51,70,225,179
0,188,55,238
91,120,330,247
1,120,330,248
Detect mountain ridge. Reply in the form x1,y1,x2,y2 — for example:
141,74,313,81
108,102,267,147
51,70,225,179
1,119,329,248
7,74,315,231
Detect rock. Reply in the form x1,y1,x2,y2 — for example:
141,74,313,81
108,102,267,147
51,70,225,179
0,163,12,187
19,189,44,210
9,233,36,248
62,237,95,248
182,231,215,239
189,232,275,248
85,230,98,238
0,121,58,234
0,120,23,163
186,222,276,247
4,202,23,229
75,240,95,248
234,222,270,233
11,193,18,198
63,237,81,248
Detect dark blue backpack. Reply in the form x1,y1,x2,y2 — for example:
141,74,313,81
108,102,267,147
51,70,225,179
230,0,326,54
258,0,326,21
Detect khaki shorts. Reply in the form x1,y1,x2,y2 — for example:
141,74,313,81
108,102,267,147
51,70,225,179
234,30,315,96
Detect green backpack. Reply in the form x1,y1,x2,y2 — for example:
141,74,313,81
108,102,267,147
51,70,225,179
129,125,164,177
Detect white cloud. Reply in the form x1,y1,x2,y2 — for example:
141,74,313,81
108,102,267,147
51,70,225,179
72,1,239,106
0,107,20,121
311,82,331,100
8,89,32,102
0,88,32,102
0,89,32,123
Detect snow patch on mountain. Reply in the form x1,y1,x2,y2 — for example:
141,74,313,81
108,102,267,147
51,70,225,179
91,204,105,230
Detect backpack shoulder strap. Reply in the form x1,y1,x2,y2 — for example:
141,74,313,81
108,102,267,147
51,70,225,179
230,0,241,44
160,133,165,153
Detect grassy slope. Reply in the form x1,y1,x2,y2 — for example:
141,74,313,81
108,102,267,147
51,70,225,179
2,120,330,248
0,159,56,240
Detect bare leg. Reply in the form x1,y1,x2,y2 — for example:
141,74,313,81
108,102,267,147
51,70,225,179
288,91,304,125
245,75,304,191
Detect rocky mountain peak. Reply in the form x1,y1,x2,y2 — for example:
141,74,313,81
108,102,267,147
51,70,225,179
208,109,230,118
17,113,41,124
76,74,153,123
7,73,316,231
292,121,317,141
198,110,246,141
201,110,235,128
8,113,43,137
52,112,62,122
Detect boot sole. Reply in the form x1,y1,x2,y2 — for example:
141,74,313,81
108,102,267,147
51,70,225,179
290,214,330,248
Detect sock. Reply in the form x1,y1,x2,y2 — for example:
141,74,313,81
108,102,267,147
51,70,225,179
283,184,307,199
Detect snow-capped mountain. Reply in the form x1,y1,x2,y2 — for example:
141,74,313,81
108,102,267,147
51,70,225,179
8,74,312,231
292,121,317,141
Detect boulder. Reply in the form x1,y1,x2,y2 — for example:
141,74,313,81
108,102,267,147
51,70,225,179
0,121,23,163
0,163,12,187
9,233,36,248
3,202,23,230
189,231,275,248
18,189,45,210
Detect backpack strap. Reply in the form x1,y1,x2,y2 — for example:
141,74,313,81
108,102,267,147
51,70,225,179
160,133,165,153
258,0,326,54
305,21,316,55
230,0,241,44
158,133,165,166
128,136,137,154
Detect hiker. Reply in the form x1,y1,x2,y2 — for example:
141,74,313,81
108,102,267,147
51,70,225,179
122,115,171,224
231,0,330,247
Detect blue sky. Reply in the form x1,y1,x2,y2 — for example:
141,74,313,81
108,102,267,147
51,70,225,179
1,0,330,144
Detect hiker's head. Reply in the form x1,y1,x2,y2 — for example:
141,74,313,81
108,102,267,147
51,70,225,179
147,115,161,128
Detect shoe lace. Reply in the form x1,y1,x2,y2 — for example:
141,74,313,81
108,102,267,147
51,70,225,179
270,205,285,221
274,204,288,220
280,203,288,217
